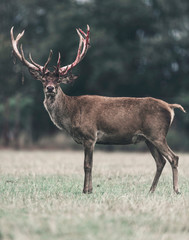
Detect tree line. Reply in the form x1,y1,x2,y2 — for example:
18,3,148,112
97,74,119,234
0,0,188,149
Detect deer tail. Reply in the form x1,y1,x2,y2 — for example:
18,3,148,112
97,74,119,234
169,104,186,113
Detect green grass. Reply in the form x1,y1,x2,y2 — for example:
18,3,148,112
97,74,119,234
0,150,189,240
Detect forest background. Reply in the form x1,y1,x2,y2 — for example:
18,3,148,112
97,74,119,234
0,0,189,150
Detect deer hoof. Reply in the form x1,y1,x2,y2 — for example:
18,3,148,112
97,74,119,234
175,190,181,195
83,188,93,194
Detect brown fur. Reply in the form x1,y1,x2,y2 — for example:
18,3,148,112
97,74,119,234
11,26,186,194
43,86,185,194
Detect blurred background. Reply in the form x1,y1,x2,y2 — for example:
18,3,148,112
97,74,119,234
0,0,189,150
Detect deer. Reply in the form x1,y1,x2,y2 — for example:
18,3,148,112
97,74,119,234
11,25,186,194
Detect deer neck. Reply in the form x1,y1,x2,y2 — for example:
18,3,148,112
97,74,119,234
43,86,72,131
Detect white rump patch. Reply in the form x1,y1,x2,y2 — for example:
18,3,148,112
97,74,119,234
170,109,175,126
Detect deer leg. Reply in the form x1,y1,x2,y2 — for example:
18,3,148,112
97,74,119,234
146,140,166,193
151,139,180,194
83,141,94,194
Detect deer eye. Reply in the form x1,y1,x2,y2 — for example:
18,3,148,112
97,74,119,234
56,78,61,84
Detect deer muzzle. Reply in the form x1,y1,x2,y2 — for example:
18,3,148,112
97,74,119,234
46,85,55,95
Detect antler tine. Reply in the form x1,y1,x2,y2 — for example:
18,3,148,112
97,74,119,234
72,25,90,65
57,29,83,75
29,50,53,74
56,52,61,70
11,27,39,70
29,53,42,69
43,49,53,70
10,27,46,72
87,24,90,32
80,28,90,62
75,28,84,62
58,25,90,75
57,52,61,65
11,27,25,62
54,52,62,75
20,44,42,71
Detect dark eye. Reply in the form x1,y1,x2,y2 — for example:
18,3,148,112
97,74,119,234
57,79,61,83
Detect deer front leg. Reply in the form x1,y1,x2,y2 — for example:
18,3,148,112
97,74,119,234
83,141,94,194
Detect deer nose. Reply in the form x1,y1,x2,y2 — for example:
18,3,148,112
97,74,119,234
47,86,54,92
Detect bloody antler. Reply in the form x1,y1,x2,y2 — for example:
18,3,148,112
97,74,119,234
11,27,52,75
57,25,90,76
11,25,90,80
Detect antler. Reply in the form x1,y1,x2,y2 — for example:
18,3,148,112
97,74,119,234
29,50,53,75
11,25,90,79
10,27,52,74
57,25,90,76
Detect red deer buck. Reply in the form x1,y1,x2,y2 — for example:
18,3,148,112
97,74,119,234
11,26,186,194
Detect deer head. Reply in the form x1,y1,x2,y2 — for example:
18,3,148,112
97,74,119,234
10,26,90,96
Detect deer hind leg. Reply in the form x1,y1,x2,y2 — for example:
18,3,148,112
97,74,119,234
146,140,166,193
83,141,95,194
150,138,180,194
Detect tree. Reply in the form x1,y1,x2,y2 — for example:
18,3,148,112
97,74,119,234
0,0,188,148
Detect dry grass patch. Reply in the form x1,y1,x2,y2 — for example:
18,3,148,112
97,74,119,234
0,150,188,240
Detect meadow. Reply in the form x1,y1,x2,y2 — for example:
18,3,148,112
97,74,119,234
0,150,188,240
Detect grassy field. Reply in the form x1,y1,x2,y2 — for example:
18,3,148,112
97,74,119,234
0,150,188,240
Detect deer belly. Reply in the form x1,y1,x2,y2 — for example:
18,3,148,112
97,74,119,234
96,130,145,145
96,130,131,145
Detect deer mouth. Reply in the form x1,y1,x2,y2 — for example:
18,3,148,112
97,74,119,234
46,91,56,96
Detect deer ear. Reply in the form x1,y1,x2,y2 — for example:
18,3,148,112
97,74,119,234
28,69,43,81
59,74,78,84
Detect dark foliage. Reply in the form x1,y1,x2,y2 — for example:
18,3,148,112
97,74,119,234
0,0,188,148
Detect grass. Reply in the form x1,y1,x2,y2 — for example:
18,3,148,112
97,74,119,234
0,150,189,240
